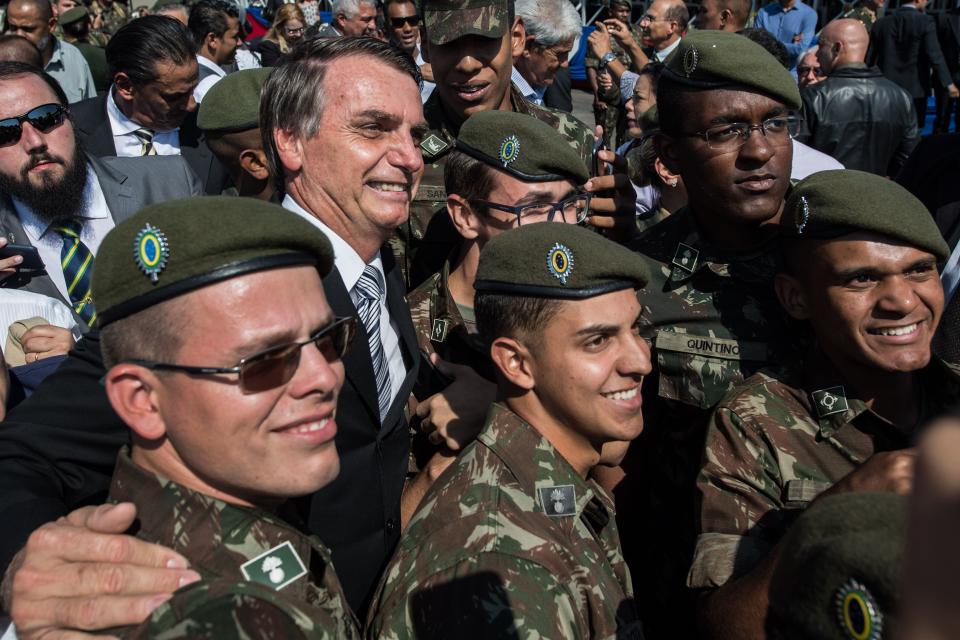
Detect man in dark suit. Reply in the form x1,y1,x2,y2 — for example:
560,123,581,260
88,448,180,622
69,15,229,195
0,37,487,637
935,6,960,132
868,0,958,129
0,61,202,332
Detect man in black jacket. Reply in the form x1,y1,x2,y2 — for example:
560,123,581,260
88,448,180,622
935,6,960,132
868,0,958,129
799,18,918,176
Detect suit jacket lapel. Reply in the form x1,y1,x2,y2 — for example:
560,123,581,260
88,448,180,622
381,248,418,432
79,94,119,157
324,268,381,425
90,156,136,222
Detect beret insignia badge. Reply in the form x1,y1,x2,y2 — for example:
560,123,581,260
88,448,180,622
797,195,810,234
547,242,574,285
683,46,699,77
834,579,882,640
134,223,169,284
499,134,520,167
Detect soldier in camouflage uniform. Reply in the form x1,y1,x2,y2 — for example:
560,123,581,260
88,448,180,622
408,109,591,391
91,197,360,637
840,0,882,32
691,170,959,640
89,0,127,39
585,0,644,150
369,223,650,639
603,31,805,639
400,0,595,289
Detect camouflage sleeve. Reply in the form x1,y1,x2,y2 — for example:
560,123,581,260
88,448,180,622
122,579,354,640
687,405,784,590
368,555,586,640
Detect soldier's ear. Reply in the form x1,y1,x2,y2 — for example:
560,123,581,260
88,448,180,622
719,8,732,26
239,148,270,182
774,272,811,320
104,365,168,442
654,132,682,174
511,16,526,58
490,336,535,391
447,194,481,240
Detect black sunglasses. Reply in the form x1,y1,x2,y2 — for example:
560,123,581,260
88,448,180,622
390,15,418,28
0,103,69,147
124,316,357,393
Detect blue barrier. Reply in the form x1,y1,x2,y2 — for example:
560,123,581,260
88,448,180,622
569,25,596,83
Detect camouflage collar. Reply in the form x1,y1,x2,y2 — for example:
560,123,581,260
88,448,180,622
429,259,472,343
477,403,613,532
108,449,344,606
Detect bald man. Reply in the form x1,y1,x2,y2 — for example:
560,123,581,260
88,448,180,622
694,0,749,32
797,18,918,176
0,33,42,66
3,0,95,101
639,0,688,61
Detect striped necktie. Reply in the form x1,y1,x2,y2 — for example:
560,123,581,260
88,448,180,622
352,265,392,422
53,219,96,326
132,128,157,156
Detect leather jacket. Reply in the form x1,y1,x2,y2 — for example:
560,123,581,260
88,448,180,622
798,63,919,176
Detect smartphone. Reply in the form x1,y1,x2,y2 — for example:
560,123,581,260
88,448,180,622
0,244,45,271
591,136,609,177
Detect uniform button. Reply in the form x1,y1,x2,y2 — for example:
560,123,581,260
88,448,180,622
385,518,398,534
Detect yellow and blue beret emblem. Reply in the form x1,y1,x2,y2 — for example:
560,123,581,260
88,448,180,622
834,579,882,640
547,242,574,285
499,134,520,167
134,223,169,284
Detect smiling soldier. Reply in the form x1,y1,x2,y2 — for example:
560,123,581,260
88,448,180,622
368,223,649,638
690,170,960,640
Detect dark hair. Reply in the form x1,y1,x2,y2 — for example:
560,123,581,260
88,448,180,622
260,36,421,181
664,2,690,31
0,60,68,105
636,60,663,95
61,16,90,40
655,76,699,135
188,0,239,45
475,293,562,349
101,299,187,370
443,149,497,211
0,35,43,68
738,27,791,69
106,15,197,86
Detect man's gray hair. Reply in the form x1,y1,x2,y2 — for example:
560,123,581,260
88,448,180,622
260,36,422,182
515,0,581,48
332,0,375,18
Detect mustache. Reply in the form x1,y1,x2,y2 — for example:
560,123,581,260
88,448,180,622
20,152,66,179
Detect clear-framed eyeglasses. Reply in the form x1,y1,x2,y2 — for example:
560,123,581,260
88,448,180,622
470,192,592,226
679,112,803,152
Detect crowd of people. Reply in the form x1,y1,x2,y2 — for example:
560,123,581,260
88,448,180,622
0,0,957,637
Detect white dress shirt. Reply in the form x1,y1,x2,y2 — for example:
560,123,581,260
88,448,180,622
791,139,844,180
12,164,116,304
0,290,79,345
106,89,181,157
511,66,546,106
654,37,681,62
282,195,406,406
193,55,228,103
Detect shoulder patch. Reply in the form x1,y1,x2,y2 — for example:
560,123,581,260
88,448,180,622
419,133,450,158
240,541,308,591
811,385,848,418
538,485,577,517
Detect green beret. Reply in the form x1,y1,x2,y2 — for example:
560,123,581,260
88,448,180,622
782,169,950,261
767,492,906,640
59,6,89,26
455,110,589,184
197,68,272,133
661,30,801,109
475,223,649,299
92,197,334,326
610,0,633,9
423,0,509,45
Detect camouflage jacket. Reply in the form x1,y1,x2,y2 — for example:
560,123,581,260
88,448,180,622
689,354,960,590
407,259,493,384
621,209,803,638
398,85,595,288
584,24,645,103
89,0,127,37
367,403,644,639
841,5,878,31
108,450,361,639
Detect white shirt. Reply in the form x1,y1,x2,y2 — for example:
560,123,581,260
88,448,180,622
655,37,681,62
105,88,181,157
13,164,116,304
415,46,436,103
511,66,546,106
45,39,96,104
791,138,844,180
942,239,960,304
193,55,228,103
282,195,406,408
0,290,79,346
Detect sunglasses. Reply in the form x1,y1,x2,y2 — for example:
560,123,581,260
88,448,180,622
125,316,357,393
0,103,69,147
390,15,418,28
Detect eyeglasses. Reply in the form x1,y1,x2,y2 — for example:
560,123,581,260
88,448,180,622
0,103,69,147
679,113,802,151
284,25,305,35
470,192,592,226
390,15,418,28
125,316,357,393
640,13,668,22
797,65,826,77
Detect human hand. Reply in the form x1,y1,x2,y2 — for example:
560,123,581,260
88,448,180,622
588,22,613,58
0,238,25,285
584,149,639,243
420,62,434,82
6,503,201,638
602,18,630,43
21,324,75,363
597,71,613,91
415,354,495,451
949,83,959,99
826,449,917,497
